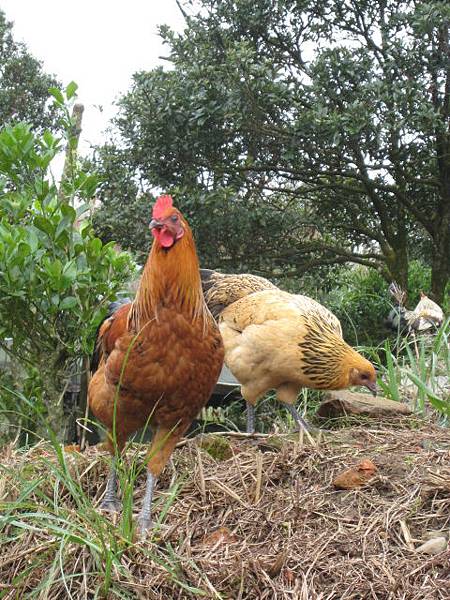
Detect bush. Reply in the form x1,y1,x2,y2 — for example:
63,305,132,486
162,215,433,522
0,84,135,443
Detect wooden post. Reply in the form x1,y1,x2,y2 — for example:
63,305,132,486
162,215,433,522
58,102,84,204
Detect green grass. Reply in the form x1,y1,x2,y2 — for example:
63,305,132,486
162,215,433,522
0,388,207,598
365,317,449,423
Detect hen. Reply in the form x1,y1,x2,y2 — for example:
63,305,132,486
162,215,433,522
89,196,224,535
201,270,377,433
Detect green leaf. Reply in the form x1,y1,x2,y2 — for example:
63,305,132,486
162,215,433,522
33,215,54,237
89,237,102,255
48,87,64,104
65,81,78,100
59,296,78,310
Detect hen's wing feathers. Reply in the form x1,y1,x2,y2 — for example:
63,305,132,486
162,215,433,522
220,289,342,336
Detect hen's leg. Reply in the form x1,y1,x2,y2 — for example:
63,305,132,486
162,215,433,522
138,471,156,535
285,404,311,432
276,383,314,432
241,386,263,434
246,402,256,434
138,426,184,537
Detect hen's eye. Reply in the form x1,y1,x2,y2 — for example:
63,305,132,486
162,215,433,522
360,374,368,380
170,215,178,223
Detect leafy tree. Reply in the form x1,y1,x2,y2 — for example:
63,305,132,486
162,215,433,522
99,0,449,303
89,144,152,263
0,10,61,132
0,86,135,441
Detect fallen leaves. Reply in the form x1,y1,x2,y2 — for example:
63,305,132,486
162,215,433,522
201,526,238,547
333,459,377,490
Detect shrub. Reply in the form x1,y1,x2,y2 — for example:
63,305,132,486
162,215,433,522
0,84,135,442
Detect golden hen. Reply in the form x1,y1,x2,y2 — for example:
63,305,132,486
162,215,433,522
89,196,224,535
201,270,377,433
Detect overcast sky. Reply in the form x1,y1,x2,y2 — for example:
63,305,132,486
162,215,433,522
1,0,185,162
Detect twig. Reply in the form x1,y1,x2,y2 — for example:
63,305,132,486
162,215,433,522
254,452,263,504
399,519,415,551
195,445,206,503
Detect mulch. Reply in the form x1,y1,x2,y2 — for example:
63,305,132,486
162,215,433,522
1,419,449,599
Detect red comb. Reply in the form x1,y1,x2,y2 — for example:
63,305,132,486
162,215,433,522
152,195,173,219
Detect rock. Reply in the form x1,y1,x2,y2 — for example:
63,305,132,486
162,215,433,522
422,530,449,542
333,459,377,489
317,391,412,419
416,537,448,555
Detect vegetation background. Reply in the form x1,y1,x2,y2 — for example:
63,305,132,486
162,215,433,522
0,0,449,442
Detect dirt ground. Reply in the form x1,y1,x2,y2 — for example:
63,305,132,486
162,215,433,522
1,418,450,599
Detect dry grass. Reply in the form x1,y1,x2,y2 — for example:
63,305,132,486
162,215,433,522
1,419,450,599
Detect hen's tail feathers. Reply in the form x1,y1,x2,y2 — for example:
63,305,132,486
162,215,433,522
199,269,219,292
90,297,132,373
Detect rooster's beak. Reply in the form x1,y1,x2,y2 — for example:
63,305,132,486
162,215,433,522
150,218,163,230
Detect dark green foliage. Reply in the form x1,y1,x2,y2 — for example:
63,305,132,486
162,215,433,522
93,0,450,302
89,144,152,263
0,10,61,133
0,88,135,441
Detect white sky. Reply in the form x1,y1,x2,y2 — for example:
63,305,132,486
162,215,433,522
1,0,186,170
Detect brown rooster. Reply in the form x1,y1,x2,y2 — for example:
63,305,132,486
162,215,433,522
89,196,224,535
201,270,377,433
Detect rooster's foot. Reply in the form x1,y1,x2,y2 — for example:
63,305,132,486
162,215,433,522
100,498,122,513
137,471,156,539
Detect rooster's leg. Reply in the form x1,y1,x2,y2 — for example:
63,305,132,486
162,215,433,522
100,459,122,512
137,471,156,534
137,426,184,537
246,402,256,434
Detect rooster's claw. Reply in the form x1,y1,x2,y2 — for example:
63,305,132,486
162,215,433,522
100,499,122,513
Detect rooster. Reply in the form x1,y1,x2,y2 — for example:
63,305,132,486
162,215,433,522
387,282,444,333
88,196,224,535
201,270,377,433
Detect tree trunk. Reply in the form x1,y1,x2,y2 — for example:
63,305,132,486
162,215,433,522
384,242,409,290
430,216,450,303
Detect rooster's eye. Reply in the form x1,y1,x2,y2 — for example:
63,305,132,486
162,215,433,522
170,215,178,223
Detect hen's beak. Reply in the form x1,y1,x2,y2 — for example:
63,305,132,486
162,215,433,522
150,218,163,230
365,381,377,397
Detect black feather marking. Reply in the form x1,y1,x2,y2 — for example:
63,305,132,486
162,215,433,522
296,312,348,387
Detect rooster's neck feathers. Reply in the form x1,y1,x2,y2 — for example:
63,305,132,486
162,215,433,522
129,220,209,330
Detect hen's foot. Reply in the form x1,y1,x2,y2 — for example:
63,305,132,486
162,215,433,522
100,498,122,513
100,461,121,512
